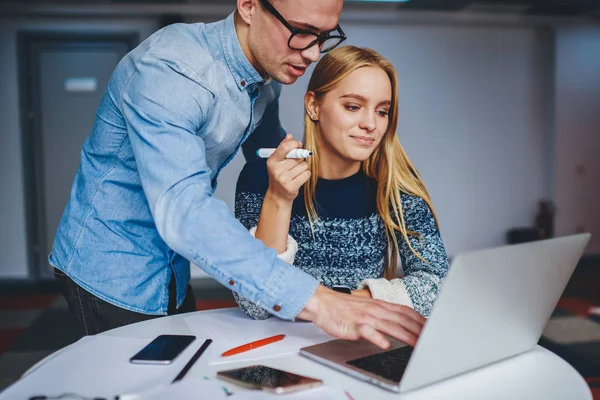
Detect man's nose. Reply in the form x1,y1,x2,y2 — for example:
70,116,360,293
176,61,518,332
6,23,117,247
301,42,321,63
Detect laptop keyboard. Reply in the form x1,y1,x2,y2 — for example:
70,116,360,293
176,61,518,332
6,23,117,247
346,345,414,383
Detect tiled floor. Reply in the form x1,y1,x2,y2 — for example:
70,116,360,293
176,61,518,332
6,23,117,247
538,257,600,399
1,261,599,397
0,278,238,390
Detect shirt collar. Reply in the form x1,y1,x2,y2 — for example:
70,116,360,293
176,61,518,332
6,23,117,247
219,12,267,92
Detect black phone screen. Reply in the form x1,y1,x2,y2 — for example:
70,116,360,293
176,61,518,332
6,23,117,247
130,334,196,364
218,365,322,391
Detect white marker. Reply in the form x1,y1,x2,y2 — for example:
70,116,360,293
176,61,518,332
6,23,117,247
256,148,312,159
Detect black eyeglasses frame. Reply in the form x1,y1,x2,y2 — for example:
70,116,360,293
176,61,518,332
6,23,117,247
259,0,347,53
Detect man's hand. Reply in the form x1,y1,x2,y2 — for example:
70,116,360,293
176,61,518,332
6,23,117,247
351,289,371,298
298,285,425,349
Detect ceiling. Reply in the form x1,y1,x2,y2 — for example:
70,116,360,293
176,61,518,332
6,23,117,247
392,0,600,17
0,0,599,19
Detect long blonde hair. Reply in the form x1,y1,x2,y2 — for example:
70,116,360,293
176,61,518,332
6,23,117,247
303,45,438,279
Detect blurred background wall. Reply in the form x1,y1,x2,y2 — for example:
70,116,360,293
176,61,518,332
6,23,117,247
0,0,598,281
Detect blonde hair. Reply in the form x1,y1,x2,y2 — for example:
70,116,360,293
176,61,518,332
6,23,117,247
303,45,438,279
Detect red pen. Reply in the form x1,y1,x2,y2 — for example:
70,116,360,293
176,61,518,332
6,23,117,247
221,334,286,357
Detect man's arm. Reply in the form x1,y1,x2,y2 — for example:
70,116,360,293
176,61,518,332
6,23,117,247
121,54,319,321
122,54,426,349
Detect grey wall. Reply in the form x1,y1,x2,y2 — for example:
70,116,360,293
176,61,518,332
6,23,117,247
553,26,600,253
1,13,598,279
215,23,552,258
0,17,160,278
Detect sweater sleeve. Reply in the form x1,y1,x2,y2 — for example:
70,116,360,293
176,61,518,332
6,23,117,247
357,278,414,308
359,193,449,317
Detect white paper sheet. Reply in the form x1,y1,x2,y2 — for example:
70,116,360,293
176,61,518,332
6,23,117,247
0,335,212,399
118,378,230,400
184,308,334,364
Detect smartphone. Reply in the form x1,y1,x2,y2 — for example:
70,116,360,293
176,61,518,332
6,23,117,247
130,334,196,365
217,365,323,394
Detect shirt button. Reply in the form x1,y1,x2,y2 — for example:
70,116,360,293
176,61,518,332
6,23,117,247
273,305,281,312
228,279,235,286
240,80,246,87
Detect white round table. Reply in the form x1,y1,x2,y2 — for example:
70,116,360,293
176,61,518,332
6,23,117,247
4,308,593,400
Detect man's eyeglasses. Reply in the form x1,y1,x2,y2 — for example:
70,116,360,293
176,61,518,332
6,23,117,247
259,0,346,53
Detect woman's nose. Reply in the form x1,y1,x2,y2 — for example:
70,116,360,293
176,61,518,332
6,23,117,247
359,111,376,132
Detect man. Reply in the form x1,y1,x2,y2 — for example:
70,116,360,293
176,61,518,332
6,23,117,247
51,0,425,349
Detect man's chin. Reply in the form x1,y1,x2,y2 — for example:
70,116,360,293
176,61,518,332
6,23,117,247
271,71,299,85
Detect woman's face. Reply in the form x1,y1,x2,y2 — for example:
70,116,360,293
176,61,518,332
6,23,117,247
309,66,392,169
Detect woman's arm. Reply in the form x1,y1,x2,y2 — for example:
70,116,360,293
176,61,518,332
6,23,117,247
255,192,295,253
356,194,449,317
255,135,310,253
233,135,310,320
233,159,275,320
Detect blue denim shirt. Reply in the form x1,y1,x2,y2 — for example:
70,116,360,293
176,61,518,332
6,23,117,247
50,13,319,318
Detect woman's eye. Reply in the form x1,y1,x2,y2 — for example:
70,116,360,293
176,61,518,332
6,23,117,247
377,110,389,117
345,105,360,111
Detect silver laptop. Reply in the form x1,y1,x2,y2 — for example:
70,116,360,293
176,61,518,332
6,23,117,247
300,233,590,393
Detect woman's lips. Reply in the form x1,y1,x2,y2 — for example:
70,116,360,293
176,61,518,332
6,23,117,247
351,135,375,145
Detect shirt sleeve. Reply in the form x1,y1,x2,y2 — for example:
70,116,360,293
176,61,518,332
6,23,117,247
359,194,449,317
120,54,319,320
233,226,298,319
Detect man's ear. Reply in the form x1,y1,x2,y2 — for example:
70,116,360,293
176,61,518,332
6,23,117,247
237,0,255,25
305,92,319,121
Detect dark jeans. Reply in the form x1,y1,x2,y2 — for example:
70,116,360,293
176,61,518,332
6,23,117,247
54,268,197,335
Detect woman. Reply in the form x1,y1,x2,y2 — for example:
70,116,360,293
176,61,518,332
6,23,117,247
234,46,449,320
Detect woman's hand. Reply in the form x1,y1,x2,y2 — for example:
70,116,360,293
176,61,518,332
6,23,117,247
255,134,311,253
265,134,311,204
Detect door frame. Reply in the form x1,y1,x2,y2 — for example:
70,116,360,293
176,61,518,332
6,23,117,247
18,31,138,280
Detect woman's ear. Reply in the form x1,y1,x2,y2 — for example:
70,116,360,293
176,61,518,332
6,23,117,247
304,92,319,121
